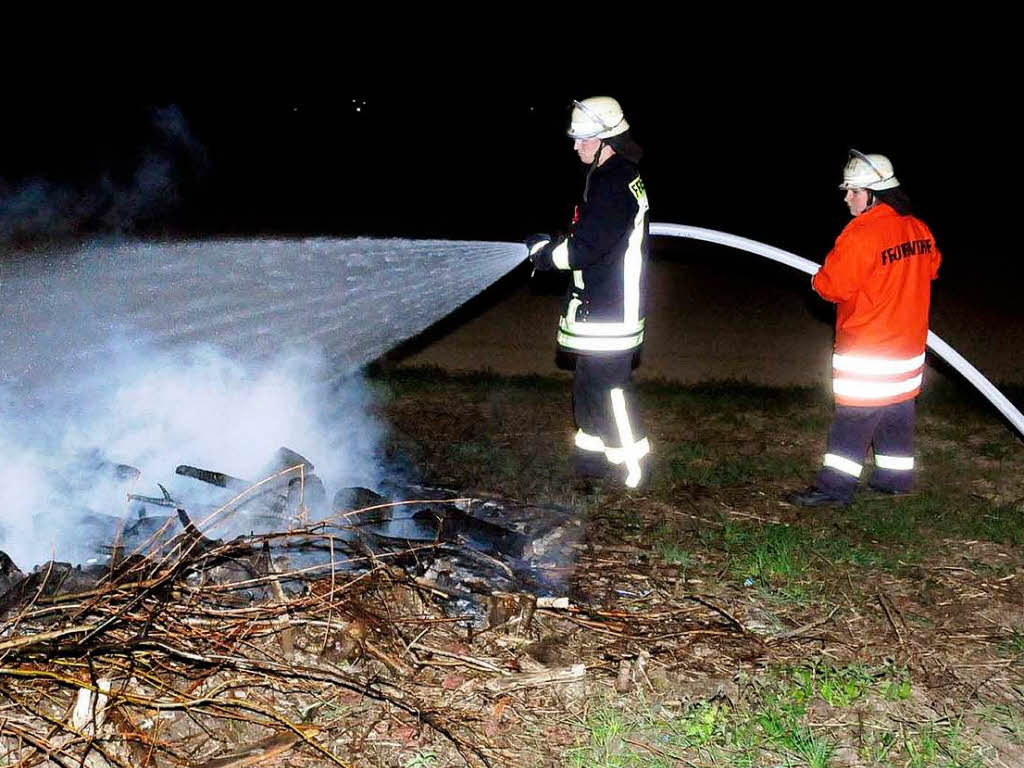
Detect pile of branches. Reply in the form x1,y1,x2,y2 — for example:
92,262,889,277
0,475,596,768
0,484,759,767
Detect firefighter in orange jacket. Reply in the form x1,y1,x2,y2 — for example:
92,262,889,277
788,150,942,507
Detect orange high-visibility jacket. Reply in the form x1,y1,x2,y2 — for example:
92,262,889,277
812,203,941,407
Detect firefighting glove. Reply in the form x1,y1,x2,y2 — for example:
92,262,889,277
525,233,557,272
525,233,551,260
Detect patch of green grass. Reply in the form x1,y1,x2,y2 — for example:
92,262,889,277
815,533,886,568
699,520,897,601
663,700,729,749
561,664,1009,768
978,703,1024,744
861,727,902,764
891,717,994,768
701,522,823,603
653,541,692,569
791,727,837,768
733,525,808,584
660,441,807,488
563,705,676,768
789,409,833,433
881,669,913,701
929,716,989,767
757,452,812,481
959,503,1024,548
401,750,439,768
999,629,1024,657
714,520,750,550
754,687,838,767
979,440,1012,460
797,663,876,708
638,378,821,412
847,497,924,544
846,488,1024,551
905,727,941,767
661,441,743,487
773,662,879,709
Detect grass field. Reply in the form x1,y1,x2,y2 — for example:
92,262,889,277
371,366,1024,768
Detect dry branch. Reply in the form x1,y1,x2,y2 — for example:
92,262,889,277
484,664,585,694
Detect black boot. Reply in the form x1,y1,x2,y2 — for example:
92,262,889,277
785,486,849,508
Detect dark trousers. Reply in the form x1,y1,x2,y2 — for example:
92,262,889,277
815,399,916,502
572,352,648,486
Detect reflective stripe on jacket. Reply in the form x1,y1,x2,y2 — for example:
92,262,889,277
549,154,649,354
812,203,941,406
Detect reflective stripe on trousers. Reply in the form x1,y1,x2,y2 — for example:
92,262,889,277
572,353,648,488
815,400,916,500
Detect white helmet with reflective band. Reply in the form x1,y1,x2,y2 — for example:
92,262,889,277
839,149,900,191
568,96,629,140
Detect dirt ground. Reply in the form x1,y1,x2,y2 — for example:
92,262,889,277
363,372,1024,767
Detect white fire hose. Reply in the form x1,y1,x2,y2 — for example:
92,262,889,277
650,222,1024,440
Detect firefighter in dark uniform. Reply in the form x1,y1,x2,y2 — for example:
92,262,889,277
527,97,651,489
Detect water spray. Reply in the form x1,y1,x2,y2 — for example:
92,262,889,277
0,237,527,566
650,222,1024,440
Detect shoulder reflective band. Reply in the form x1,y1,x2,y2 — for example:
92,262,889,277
823,453,863,478
649,222,1024,442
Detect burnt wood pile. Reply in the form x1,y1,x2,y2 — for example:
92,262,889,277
0,450,594,766
0,450,754,766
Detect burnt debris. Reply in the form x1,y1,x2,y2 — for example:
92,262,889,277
0,447,581,626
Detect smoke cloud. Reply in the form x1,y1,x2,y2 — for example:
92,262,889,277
0,105,206,243
0,342,382,569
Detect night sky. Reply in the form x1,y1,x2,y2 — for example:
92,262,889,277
0,68,1014,293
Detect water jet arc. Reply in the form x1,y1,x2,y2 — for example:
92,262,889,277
650,222,1024,440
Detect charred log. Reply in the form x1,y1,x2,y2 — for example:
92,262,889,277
176,464,249,490
413,503,530,559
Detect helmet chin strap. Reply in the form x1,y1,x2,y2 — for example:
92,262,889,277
583,139,607,203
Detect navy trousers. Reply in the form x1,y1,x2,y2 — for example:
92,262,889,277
814,399,916,502
572,353,648,487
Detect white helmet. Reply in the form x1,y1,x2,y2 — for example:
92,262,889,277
568,96,629,140
839,149,900,191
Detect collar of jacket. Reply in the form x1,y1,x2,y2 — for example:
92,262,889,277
846,201,895,232
861,202,895,221
593,152,633,176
